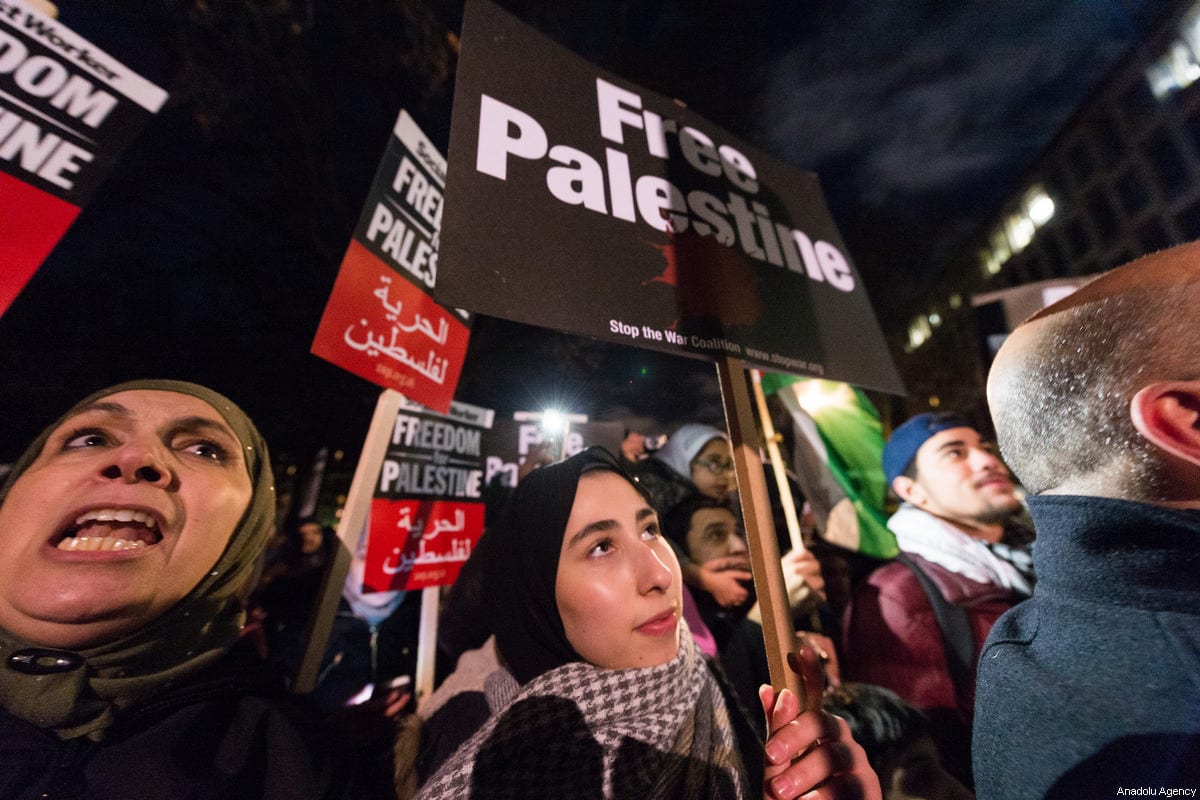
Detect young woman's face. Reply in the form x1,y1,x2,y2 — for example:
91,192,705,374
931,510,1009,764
555,471,682,670
685,505,749,566
690,438,735,501
0,390,252,648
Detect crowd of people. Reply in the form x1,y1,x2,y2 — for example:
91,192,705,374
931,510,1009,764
2,246,1198,797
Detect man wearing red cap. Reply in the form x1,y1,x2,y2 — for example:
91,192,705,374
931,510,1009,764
842,411,1034,785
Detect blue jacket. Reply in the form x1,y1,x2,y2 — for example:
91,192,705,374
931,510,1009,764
973,495,1200,799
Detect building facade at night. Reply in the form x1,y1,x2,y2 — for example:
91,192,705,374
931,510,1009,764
893,0,1200,424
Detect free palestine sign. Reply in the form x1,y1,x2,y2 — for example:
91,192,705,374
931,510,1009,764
437,0,903,395
311,110,471,413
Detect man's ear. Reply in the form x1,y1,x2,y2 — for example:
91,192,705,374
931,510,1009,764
1130,381,1200,467
892,475,920,504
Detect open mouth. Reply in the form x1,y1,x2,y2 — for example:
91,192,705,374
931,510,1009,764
55,508,163,552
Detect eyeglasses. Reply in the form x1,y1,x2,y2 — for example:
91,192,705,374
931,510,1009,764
694,456,736,475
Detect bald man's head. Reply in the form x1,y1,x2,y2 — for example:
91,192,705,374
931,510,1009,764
988,242,1200,501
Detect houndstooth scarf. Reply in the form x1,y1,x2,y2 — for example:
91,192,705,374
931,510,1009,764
416,619,750,799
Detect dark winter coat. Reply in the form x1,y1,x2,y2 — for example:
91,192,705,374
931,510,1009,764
973,495,1200,800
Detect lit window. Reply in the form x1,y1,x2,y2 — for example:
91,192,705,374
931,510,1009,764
908,316,932,350
1170,41,1200,86
949,294,963,309
980,249,1003,277
1148,62,1175,100
981,184,1054,276
1007,215,1035,252
989,231,1011,263
1146,4,1200,100
1183,10,1200,54
1026,189,1055,225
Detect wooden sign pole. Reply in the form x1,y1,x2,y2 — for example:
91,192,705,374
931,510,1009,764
750,370,804,554
295,389,404,694
716,356,801,700
415,586,440,705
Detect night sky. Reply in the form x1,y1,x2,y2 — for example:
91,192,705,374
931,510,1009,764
0,0,1174,464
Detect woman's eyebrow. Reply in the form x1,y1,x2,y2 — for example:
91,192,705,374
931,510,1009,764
72,401,131,418
173,415,233,433
67,405,234,440
567,519,617,549
171,416,241,443
567,506,656,548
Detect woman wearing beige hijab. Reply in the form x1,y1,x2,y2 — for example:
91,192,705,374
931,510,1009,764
0,380,369,799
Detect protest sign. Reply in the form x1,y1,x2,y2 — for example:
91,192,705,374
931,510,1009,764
481,415,624,488
438,0,902,395
304,111,470,693
0,0,168,317
311,109,470,413
361,406,619,592
363,397,492,592
433,0,917,699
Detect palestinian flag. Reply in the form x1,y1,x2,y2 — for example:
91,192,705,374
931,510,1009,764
761,374,897,559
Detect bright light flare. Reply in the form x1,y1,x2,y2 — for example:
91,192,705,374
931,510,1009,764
793,379,857,416
540,409,567,435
